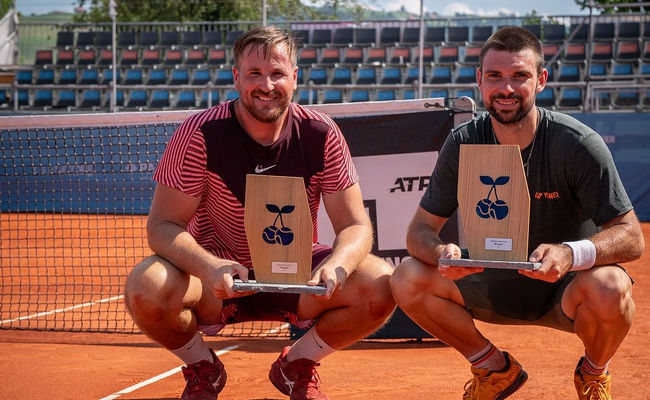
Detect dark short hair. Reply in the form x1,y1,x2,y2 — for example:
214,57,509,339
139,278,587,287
233,26,298,67
479,26,544,74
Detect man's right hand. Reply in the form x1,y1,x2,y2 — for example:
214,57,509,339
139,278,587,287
437,243,484,280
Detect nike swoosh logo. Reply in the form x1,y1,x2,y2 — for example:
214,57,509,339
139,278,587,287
254,164,276,173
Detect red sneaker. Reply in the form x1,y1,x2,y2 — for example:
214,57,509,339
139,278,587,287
269,346,330,400
181,349,227,400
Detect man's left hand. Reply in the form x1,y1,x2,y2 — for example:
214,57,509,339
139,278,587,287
308,263,348,299
520,243,573,282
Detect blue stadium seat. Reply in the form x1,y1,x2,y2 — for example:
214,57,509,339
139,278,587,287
34,90,53,107
200,90,219,107
147,69,167,85
595,90,611,107
0,90,6,105
17,90,29,106
225,90,239,101
170,69,189,85
589,63,608,79
124,69,143,85
535,88,555,107
80,90,101,108
215,69,234,85
614,90,639,107
102,69,121,84
431,66,452,83
16,70,32,84
104,90,124,107
455,89,475,99
58,69,77,84
192,69,211,85
127,90,147,107
405,67,420,84
149,90,170,108
331,67,352,84
323,89,343,104
455,66,476,83
350,89,369,102
381,67,401,84
640,63,650,79
612,63,634,79
307,67,327,84
546,65,555,81
376,89,395,101
356,67,376,84
403,89,416,100
559,88,583,107
176,91,196,108
297,89,318,105
428,90,448,99
297,68,304,84
558,64,581,82
35,69,54,84
55,90,76,108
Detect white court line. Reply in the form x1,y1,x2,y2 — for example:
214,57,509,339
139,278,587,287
0,295,125,325
99,323,290,400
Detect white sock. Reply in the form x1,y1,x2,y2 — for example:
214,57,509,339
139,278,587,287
170,332,213,365
467,341,506,371
287,327,336,363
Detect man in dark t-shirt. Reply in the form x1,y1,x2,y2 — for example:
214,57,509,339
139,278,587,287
390,27,645,400
124,26,395,400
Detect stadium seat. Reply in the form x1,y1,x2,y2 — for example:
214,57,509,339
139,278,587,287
428,89,448,99
568,23,589,42
104,89,124,107
35,69,54,84
202,31,223,47
58,68,77,84
331,67,352,84
405,67,421,84
142,49,161,65
312,29,332,45
333,28,353,45
402,27,420,44
124,69,143,85
76,31,95,48
207,48,227,65
523,24,542,39
471,26,493,43
591,42,612,61
160,31,180,47
425,27,445,44
455,88,475,99
559,87,583,107
557,64,581,82
35,50,53,65
215,69,234,85
226,89,240,100
200,90,219,107
176,90,196,108
455,66,476,83
149,90,170,108
463,45,481,64
543,43,560,62
448,26,469,43
415,45,434,62
380,67,401,84
164,49,183,65
297,89,317,105
616,41,640,61
95,32,112,47
323,89,343,104
126,89,147,107
138,31,159,47
589,63,608,80
17,90,29,106
307,67,327,84
390,46,410,64
16,70,32,84
56,31,74,48
292,29,310,45
120,49,138,66
431,65,452,83
595,90,611,108
192,69,211,85
118,31,136,47
170,69,189,85
33,90,53,107
342,47,363,64
181,31,202,47
298,47,317,65
380,27,401,45
320,47,340,64
79,68,99,84
618,22,640,39
225,30,243,46
535,88,555,107
356,28,376,46
564,43,586,62
403,89,416,100
98,49,113,65
80,89,101,108
438,46,459,63
78,49,96,65
612,63,635,79
147,69,167,85
593,22,615,41
350,89,369,102
614,90,639,107
101,68,121,84
356,67,377,84
55,90,76,108
543,24,565,42
297,67,304,84
640,63,650,79
186,49,204,65
376,89,396,101
546,65,555,81
366,46,387,64
56,49,74,65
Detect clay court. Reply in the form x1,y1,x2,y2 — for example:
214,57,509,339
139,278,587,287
0,220,647,400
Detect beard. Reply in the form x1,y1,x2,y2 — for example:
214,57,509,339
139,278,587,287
241,90,291,123
486,93,535,124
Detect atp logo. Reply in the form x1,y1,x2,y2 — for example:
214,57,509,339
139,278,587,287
262,204,295,245
476,175,509,220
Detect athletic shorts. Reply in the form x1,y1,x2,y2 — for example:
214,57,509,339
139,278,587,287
198,243,332,336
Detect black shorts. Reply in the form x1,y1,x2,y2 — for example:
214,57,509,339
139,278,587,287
198,243,332,335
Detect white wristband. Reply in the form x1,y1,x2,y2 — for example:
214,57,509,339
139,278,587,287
562,240,596,271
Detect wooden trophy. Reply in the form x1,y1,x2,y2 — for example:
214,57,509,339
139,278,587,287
438,145,541,270
233,174,326,294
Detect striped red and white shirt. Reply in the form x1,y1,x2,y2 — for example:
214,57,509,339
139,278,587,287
153,101,358,269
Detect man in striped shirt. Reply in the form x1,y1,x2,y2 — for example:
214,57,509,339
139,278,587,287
124,26,395,400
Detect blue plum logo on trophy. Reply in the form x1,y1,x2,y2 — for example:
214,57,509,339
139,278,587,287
476,176,510,220
262,204,295,245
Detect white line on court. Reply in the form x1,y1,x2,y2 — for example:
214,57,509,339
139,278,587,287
98,323,290,400
0,295,125,325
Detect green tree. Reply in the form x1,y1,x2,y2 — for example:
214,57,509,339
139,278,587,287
575,0,645,13
1,0,14,17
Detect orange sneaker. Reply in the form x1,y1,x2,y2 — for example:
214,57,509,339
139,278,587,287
463,352,528,400
574,357,612,400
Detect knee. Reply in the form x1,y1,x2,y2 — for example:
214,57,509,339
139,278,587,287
124,256,179,323
353,256,396,320
389,258,431,310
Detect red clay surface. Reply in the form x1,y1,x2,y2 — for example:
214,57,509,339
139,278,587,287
0,223,648,400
